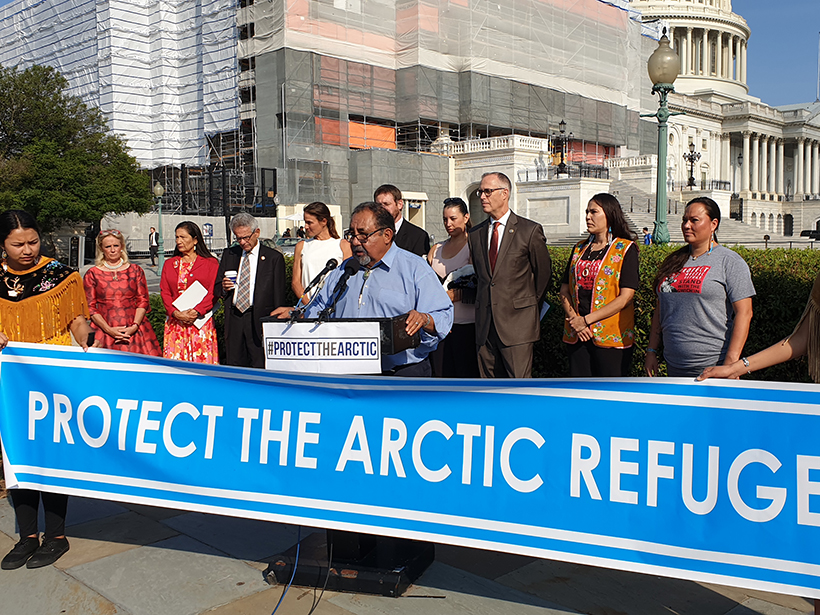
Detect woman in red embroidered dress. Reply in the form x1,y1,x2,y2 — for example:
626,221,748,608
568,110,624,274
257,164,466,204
160,221,219,363
83,229,161,355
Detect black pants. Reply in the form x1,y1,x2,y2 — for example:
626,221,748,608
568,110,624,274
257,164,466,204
226,307,265,368
565,340,634,377
10,489,68,539
431,323,480,378
149,246,158,265
383,358,431,377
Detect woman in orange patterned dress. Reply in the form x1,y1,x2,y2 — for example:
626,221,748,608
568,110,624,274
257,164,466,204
83,229,161,355
159,221,219,363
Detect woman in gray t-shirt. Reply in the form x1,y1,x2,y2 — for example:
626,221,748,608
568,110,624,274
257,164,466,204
645,197,755,378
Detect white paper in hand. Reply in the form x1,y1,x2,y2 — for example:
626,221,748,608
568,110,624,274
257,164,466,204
172,281,213,329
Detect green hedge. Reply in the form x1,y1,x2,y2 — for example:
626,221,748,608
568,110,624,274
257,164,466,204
146,247,820,382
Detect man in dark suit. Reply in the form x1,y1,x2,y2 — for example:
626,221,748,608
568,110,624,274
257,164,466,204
215,213,287,367
467,172,552,378
148,227,159,266
374,184,430,257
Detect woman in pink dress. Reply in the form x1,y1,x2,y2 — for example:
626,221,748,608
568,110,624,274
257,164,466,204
160,221,220,363
83,229,161,355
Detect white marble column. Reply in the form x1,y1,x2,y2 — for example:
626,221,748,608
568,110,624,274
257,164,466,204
769,137,776,194
760,136,768,194
721,133,731,183
700,30,707,75
716,31,722,78
741,40,747,84
807,141,815,195
776,138,785,195
686,28,693,76
813,141,820,195
742,131,750,192
796,138,805,198
751,133,760,193
734,37,741,81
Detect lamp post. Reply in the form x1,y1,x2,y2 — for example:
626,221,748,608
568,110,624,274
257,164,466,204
551,119,572,177
683,142,701,189
153,182,165,271
736,152,743,193
641,28,682,245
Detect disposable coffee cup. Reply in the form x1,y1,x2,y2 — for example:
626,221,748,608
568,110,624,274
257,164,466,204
225,270,238,284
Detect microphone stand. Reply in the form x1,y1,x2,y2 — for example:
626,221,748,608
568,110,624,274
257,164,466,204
289,259,339,322
318,260,360,322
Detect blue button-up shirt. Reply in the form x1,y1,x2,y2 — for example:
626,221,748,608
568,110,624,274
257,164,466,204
305,244,454,370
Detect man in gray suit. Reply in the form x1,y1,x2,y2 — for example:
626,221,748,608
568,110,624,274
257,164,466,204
467,172,552,378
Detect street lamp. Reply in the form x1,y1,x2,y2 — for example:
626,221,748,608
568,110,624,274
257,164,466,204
641,28,682,245
683,142,701,189
551,119,573,177
153,182,165,271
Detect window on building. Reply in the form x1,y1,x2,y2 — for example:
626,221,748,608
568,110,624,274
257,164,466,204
239,23,255,40
240,87,256,104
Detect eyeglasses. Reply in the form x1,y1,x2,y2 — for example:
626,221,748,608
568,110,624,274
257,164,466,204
444,198,465,207
99,229,123,237
235,231,257,243
475,187,506,197
344,228,386,243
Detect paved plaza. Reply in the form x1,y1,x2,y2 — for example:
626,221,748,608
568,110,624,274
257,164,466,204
0,494,814,615
29,259,816,615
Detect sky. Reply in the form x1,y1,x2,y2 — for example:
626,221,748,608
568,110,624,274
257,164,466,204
735,0,819,106
0,0,816,107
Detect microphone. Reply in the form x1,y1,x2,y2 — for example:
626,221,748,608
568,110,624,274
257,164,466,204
332,258,361,295
319,258,361,321
299,258,338,304
289,258,340,322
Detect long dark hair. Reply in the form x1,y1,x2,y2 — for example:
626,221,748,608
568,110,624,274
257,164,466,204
0,210,40,244
443,197,471,230
589,193,635,242
173,221,214,259
653,197,721,290
304,202,339,239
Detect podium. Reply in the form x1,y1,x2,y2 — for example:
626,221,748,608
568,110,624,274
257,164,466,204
261,313,434,596
261,314,420,374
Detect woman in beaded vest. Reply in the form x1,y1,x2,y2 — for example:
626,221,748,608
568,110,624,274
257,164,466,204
0,210,96,570
559,193,639,377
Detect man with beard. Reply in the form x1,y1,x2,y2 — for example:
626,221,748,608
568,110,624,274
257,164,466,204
278,202,452,376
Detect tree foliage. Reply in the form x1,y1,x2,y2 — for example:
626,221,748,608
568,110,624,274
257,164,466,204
0,64,152,230
534,245,819,381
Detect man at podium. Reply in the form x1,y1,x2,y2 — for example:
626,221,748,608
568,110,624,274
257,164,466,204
301,202,453,377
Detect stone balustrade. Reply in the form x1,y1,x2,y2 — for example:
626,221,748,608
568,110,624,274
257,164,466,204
442,134,551,155
604,155,657,168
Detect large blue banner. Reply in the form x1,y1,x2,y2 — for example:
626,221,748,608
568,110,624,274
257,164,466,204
1,343,819,597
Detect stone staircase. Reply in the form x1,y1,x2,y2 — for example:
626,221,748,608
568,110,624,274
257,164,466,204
621,209,813,248
609,178,810,248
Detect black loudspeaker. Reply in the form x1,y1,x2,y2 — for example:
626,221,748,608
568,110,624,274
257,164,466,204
264,531,434,598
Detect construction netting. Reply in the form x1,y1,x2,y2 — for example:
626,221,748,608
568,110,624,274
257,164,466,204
0,0,239,168
247,0,663,113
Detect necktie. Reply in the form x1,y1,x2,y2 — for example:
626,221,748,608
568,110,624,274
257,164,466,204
489,221,499,273
235,251,251,313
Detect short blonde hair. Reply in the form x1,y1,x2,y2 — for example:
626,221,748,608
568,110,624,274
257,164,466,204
95,229,130,268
